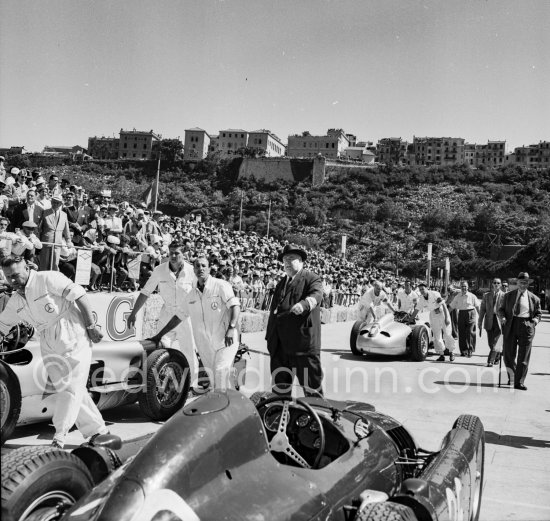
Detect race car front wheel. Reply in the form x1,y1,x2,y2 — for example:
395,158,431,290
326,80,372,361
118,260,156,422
139,348,190,421
1,446,94,521
356,501,417,521
350,320,363,356
453,414,485,521
409,326,429,362
0,362,21,445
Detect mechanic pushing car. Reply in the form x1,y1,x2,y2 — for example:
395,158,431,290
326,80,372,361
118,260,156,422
152,255,240,390
357,279,396,323
0,255,109,448
412,281,456,362
127,240,198,385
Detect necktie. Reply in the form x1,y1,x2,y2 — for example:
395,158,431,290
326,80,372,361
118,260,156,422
513,292,523,315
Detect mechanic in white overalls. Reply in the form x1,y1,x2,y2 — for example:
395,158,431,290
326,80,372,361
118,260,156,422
413,281,456,362
358,280,396,324
152,256,240,390
127,240,198,385
0,256,108,447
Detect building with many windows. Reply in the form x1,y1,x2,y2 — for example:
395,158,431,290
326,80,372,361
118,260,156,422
286,128,349,159
217,129,249,157
514,141,550,167
412,137,465,166
248,130,285,157
376,138,408,165
118,129,160,160
184,128,210,160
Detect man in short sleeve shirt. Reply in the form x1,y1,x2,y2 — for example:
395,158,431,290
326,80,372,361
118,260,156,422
0,256,107,447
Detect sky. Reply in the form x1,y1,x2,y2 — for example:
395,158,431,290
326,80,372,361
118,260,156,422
1,0,548,153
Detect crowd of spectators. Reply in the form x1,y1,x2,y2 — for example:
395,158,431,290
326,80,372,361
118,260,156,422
0,165,406,307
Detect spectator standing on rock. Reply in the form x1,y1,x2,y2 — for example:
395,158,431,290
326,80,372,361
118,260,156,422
498,272,542,390
449,281,480,357
38,194,72,271
266,244,324,397
478,278,505,367
413,281,455,362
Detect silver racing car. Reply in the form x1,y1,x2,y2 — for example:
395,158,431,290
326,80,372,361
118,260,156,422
350,310,432,361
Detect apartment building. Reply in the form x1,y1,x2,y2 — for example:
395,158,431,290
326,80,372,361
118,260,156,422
184,128,210,160
118,129,160,160
342,146,375,163
412,137,465,166
485,141,506,167
248,130,285,157
514,141,550,166
217,129,249,157
377,138,408,165
287,128,349,159
88,137,119,160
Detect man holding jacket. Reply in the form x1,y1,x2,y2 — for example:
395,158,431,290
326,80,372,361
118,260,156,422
266,243,324,397
498,272,542,390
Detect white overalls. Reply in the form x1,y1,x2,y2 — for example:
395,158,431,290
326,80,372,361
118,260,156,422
358,287,391,323
0,270,107,444
417,290,455,354
140,260,198,384
177,277,240,389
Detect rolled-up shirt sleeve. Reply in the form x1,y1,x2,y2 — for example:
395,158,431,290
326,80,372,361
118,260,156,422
140,267,161,297
220,281,240,309
47,271,86,302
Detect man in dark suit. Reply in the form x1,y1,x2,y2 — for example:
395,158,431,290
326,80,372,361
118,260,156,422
266,244,323,397
38,194,72,271
478,278,505,367
10,189,44,231
497,272,542,390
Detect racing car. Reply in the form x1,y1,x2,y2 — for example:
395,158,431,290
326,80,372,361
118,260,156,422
1,389,485,521
350,309,432,361
0,293,191,445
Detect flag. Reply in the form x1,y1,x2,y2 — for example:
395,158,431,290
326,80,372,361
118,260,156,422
142,179,158,209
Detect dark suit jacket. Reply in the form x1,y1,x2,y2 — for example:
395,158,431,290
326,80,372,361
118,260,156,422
10,203,45,231
266,269,323,356
497,288,542,336
479,290,504,331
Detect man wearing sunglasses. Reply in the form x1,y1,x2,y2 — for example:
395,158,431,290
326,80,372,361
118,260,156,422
478,278,505,367
497,272,542,390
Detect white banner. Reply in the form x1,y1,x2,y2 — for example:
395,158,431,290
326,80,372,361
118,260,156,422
75,249,92,285
427,243,432,260
128,254,141,280
341,234,347,254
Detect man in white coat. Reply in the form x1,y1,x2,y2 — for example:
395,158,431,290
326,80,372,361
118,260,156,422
0,256,108,447
152,256,240,390
127,240,198,386
413,281,456,362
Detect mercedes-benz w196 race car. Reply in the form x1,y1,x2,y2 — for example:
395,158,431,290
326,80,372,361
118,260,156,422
0,292,190,445
1,389,485,521
350,310,433,361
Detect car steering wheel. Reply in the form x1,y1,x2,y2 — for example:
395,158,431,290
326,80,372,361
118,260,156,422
256,395,326,469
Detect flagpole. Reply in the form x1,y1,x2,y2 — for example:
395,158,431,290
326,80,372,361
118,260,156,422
238,190,243,232
266,199,271,238
154,149,161,212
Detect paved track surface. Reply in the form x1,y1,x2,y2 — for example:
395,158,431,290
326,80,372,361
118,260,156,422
6,312,550,520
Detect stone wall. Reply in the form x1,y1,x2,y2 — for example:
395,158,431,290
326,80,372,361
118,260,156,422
238,157,326,185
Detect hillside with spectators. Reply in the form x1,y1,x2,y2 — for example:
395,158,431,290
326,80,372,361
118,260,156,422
4,158,550,280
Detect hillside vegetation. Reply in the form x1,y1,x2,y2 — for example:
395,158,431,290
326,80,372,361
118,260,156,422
46,159,550,278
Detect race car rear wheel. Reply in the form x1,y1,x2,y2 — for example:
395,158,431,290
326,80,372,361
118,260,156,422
350,320,363,356
453,415,485,521
356,501,417,521
1,446,94,521
138,348,190,421
0,363,21,445
409,326,429,362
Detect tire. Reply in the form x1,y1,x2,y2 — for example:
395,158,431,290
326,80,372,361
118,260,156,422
452,415,485,521
1,363,21,445
409,326,429,361
1,446,93,521
356,501,417,521
138,348,190,421
350,320,363,356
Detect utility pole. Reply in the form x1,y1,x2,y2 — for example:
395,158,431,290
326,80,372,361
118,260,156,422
238,191,243,232
266,199,272,238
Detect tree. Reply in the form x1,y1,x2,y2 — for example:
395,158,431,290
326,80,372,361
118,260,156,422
159,139,184,162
